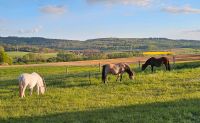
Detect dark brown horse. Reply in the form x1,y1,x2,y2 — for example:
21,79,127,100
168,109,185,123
102,63,134,83
142,57,170,72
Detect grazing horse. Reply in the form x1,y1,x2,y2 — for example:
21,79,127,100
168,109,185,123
142,57,170,72
102,63,134,83
19,72,46,98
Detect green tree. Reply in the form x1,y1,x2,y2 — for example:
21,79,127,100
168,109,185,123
22,53,45,63
0,47,13,65
147,44,158,51
57,52,80,62
0,46,4,52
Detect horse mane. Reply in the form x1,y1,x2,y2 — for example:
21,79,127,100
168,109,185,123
142,62,148,71
32,72,45,87
142,57,155,70
124,64,133,76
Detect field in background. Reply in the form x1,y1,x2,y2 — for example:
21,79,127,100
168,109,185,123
6,52,29,58
1,54,199,68
0,61,200,122
6,51,57,59
171,48,200,55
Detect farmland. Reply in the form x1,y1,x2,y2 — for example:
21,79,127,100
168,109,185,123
6,51,57,59
1,0,200,122
0,61,200,122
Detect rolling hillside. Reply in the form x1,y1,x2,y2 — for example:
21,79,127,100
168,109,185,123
1,36,200,51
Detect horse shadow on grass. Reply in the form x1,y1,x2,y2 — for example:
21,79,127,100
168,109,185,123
0,79,18,88
173,61,200,70
1,98,200,123
44,72,101,88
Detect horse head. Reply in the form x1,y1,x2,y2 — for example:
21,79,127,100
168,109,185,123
141,64,147,71
38,77,46,94
125,65,134,80
142,64,145,71
128,70,134,80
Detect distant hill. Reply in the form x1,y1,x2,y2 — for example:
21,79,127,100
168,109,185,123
0,36,200,51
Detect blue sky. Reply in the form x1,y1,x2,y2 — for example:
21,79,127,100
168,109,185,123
0,0,200,40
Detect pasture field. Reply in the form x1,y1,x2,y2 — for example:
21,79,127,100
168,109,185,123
6,51,29,58
6,51,57,58
171,48,200,55
0,61,200,122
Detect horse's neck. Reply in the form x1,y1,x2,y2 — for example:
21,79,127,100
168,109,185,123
145,60,150,66
125,68,131,75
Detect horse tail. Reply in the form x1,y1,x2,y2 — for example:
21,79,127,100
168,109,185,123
102,65,107,83
168,61,171,71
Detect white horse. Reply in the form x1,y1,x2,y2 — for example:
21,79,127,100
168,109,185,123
19,72,46,98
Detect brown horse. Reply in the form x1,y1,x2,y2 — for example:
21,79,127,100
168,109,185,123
142,57,170,72
102,63,134,83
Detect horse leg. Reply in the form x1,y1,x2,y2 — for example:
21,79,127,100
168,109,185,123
104,75,107,84
164,63,168,71
19,84,23,97
120,74,123,81
151,65,154,73
116,74,120,82
22,86,26,98
37,85,40,95
168,62,171,71
30,88,33,96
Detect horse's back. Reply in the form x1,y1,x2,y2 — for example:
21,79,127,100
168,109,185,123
116,63,127,67
19,73,31,83
31,72,42,79
161,57,169,60
104,64,118,71
18,73,38,88
31,72,44,86
105,63,129,75
149,57,169,62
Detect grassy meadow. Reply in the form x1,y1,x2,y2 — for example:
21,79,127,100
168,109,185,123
6,51,57,59
0,61,200,122
6,51,29,58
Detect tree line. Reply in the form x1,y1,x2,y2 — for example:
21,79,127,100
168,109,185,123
7,51,142,65
1,37,200,52
0,46,12,65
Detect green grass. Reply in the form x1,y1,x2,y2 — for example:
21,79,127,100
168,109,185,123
41,53,57,59
6,51,57,58
6,51,29,58
0,62,200,122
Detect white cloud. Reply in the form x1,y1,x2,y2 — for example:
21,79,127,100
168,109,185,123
167,29,200,40
162,5,200,14
18,26,43,34
185,29,200,33
87,0,153,7
40,5,66,15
